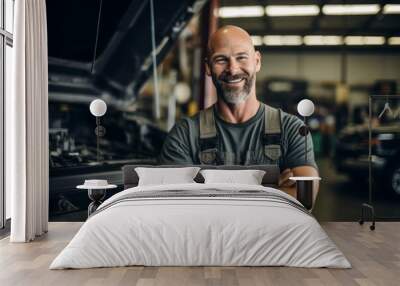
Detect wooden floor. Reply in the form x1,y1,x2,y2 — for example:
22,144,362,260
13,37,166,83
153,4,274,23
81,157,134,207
0,222,399,286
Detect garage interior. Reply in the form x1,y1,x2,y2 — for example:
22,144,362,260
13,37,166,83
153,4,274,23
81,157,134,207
40,0,400,222
2,0,399,224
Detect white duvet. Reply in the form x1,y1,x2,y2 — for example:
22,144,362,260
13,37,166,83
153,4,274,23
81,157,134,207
50,183,351,269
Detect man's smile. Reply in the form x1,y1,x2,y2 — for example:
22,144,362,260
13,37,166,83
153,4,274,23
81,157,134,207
224,78,244,83
219,75,248,88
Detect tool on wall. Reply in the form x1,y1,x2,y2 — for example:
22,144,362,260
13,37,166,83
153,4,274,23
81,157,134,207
378,95,393,118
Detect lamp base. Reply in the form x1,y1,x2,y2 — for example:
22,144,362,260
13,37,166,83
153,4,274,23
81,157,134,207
296,180,313,210
87,189,106,216
95,117,106,163
289,176,321,210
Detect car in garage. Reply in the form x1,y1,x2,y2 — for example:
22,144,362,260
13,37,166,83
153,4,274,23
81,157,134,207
334,123,400,196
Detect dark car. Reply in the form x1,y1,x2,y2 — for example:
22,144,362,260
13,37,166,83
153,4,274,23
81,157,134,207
334,123,400,196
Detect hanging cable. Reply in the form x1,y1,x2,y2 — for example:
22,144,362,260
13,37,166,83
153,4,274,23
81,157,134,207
91,0,103,73
150,0,161,119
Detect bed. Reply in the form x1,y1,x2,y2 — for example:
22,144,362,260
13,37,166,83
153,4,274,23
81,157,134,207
50,165,351,269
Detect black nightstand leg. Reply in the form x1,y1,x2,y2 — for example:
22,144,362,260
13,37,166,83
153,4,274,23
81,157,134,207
87,189,106,216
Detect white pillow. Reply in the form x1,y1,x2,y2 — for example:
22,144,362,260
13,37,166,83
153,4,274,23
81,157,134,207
135,167,201,186
200,169,266,185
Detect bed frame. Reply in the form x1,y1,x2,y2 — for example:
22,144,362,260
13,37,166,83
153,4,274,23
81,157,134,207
122,164,280,190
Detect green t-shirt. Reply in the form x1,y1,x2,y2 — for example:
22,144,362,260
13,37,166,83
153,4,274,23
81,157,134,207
158,104,317,171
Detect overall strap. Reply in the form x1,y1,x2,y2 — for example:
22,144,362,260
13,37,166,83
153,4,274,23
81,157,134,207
263,104,282,163
199,105,220,164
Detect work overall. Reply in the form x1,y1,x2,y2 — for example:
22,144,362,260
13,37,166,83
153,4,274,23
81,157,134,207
198,103,282,166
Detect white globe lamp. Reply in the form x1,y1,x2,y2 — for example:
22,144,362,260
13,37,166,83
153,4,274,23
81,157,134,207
293,99,321,211
297,99,314,117
297,99,315,163
90,99,107,117
89,99,107,163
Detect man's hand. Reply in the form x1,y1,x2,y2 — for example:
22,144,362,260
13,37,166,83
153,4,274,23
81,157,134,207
278,168,296,188
278,166,320,207
278,168,297,198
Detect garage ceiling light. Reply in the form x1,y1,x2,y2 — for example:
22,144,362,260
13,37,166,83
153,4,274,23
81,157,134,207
218,6,264,18
265,5,319,16
323,4,380,15
264,35,302,46
344,36,363,45
362,37,385,45
345,36,385,45
304,35,343,45
388,37,400,45
250,36,263,46
383,4,400,14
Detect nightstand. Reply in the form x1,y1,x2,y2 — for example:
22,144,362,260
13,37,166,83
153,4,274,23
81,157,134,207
77,180,117,216
289,176,321,210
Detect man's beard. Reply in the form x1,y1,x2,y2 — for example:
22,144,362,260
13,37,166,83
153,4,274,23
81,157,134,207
211,71,255,105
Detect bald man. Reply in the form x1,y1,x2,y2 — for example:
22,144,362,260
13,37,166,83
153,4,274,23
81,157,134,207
159,25,319,202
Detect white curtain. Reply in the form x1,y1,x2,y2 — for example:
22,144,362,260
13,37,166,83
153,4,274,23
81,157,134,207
7,0,49,242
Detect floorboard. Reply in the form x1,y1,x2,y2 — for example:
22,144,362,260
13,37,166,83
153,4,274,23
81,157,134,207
0,222,399,286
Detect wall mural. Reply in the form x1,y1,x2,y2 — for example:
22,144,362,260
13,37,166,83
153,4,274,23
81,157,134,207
47,0,400,222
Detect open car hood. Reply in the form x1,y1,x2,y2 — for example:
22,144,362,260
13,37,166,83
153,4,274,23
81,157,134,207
47,0,207,99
